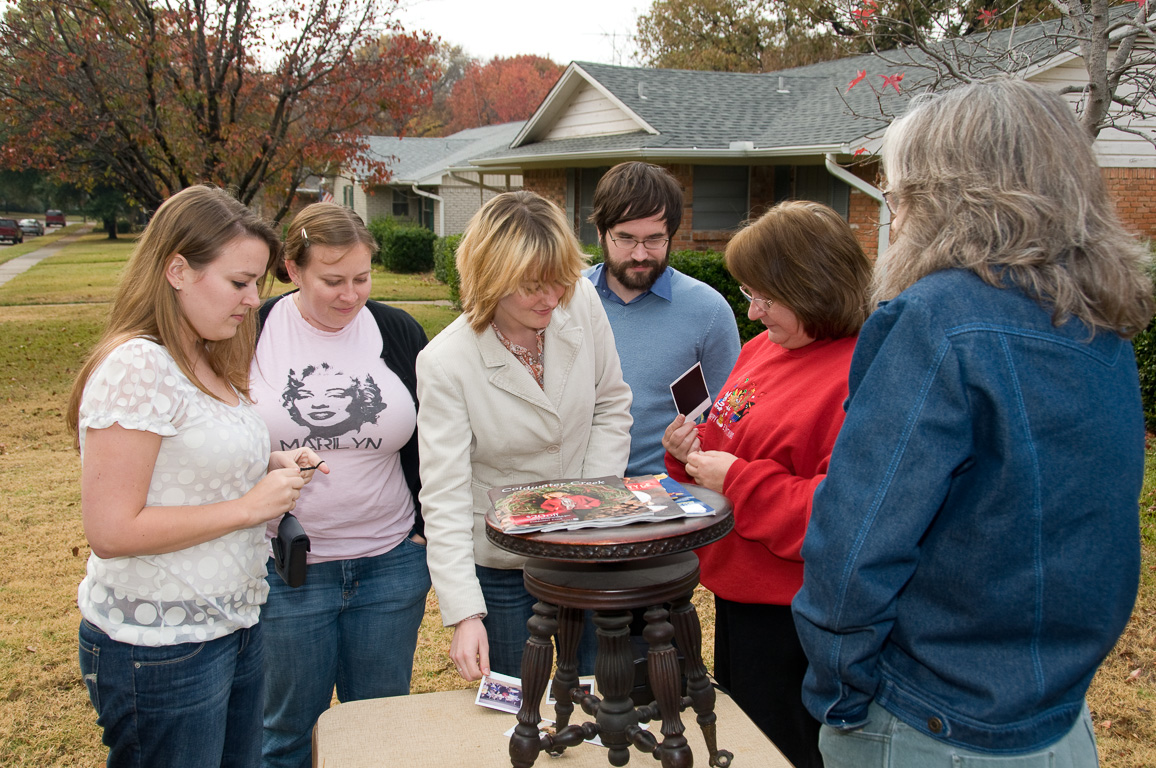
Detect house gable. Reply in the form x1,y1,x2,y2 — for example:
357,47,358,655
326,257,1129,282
513,64,657,148
1024,42,1156,169
542,80,649,142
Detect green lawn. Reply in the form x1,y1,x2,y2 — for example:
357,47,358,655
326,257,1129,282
0,232,459,333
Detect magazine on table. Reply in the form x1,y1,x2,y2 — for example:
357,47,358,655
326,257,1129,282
488,475,698,534
652,474,716,517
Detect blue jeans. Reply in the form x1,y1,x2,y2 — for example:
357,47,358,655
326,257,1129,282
475,564,597,678
261,540,430,768
78,618,264,768
819,701,1099,768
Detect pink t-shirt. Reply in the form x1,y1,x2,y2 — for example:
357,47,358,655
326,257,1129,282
251,296,417,563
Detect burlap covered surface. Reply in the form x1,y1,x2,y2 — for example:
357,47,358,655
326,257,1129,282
313,686,794,767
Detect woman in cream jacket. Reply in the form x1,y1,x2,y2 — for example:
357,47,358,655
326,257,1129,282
417,191,632,681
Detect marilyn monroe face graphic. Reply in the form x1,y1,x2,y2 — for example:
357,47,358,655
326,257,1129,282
281,362,386,440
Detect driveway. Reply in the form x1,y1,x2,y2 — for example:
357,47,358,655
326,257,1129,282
0,224,96,288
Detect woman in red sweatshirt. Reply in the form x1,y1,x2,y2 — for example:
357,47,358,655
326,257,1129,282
663,200,872,768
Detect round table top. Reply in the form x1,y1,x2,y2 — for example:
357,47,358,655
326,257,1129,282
485,483,733,563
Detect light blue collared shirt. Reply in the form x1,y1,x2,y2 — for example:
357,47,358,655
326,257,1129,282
587,262,674,306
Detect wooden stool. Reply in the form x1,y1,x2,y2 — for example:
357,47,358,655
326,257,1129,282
485,485,734,768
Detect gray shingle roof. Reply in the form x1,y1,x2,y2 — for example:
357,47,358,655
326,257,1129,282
362,122,524,184
470,55,902,162
470,9,1137,164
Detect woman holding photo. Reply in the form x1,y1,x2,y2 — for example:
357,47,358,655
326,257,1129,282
663,200,871,768
68,186,323,768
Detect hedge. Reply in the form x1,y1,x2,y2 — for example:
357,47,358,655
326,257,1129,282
434,234,463,306
369,216,436,273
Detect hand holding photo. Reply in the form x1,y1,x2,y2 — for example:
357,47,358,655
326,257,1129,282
475,672,524,714
670,362,712,422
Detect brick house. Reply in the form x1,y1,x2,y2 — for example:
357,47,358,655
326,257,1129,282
460,16,1155,258
331,122,524,237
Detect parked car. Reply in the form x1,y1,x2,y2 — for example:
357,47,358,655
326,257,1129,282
18,218,44,236
45,210,66,227
0,218,24,244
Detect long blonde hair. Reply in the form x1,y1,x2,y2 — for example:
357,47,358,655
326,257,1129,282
67,186,281,443
878,77,1153,337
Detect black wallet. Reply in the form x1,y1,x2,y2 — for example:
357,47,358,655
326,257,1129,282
272,512,310,588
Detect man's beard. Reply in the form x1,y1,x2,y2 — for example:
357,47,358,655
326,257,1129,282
602,240,668,292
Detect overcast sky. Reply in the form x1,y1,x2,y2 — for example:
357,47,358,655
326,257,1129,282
394,0,647,66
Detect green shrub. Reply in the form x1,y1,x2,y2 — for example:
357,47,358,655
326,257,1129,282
371,216,435,273
435,233,463,306
1135,257,1156,433
1136,319,1156,433
367,216,397,247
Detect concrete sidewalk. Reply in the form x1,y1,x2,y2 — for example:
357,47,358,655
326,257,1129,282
0,224,96,288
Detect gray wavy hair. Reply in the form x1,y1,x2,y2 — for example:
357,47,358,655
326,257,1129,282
878,77,1152,337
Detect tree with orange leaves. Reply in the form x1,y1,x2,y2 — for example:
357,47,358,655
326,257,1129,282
445,55,563,134
0,0,439,219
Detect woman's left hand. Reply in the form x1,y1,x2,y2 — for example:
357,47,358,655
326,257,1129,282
685,450,738,494
269,449,330,484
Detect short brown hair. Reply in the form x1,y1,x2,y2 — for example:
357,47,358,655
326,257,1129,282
590,162,682,238
457,191,586,333
279,203,378,283
726,200,871,341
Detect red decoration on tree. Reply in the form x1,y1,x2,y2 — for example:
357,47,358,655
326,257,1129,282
978,8,999,25
847,70,867,92
880,73,905,93
852,0,880,27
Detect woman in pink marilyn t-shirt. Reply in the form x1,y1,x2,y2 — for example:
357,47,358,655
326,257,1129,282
250,203,430,768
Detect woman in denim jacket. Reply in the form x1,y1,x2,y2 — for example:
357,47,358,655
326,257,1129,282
793,78,1153,766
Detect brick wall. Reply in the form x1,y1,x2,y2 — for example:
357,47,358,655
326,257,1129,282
1103,167,1156,241
522,169,566,210
523,163,1154,260
846,162,883,261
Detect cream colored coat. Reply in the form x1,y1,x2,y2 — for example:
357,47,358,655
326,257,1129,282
416,278,633,626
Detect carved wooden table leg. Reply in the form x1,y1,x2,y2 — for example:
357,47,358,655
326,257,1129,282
518,551,726,768
510,601,557,768
671,594,732,768
592,609,637,767
643,604,691,768
549,606,583,744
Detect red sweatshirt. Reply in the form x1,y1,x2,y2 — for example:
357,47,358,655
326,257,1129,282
666,333,856,605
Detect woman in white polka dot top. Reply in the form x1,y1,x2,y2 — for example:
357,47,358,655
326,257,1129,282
65,186,325,768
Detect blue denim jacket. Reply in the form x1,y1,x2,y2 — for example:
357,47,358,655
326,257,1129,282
793,268,1143,753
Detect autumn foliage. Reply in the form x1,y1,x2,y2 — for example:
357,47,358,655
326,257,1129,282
445,55,563,134
0,0,439,218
